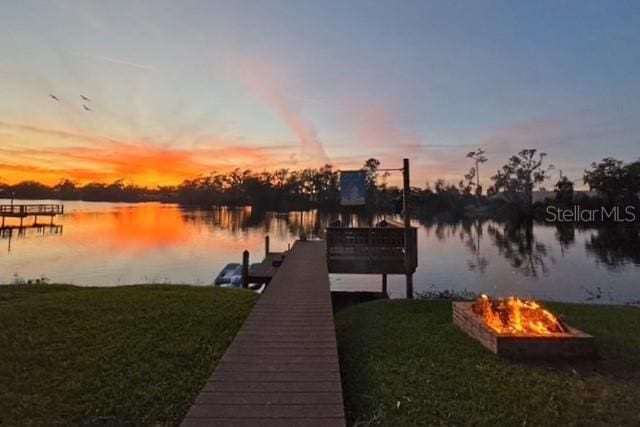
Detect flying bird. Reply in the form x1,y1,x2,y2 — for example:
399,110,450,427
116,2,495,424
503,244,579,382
82,104,91,111
80,95,90,102
49,94,59,101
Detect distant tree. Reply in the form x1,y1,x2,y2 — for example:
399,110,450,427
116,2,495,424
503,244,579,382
362,158,380,187
54,179,78,200
462,168,475,194
583,158,640,204
9,180,51,199
362,158,381,205
0,180,9,197
554,176,574,206
313,164,339,205
466,148,488,196
490,149,553,214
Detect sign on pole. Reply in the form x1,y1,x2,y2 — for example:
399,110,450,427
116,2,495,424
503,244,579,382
340,171,366,206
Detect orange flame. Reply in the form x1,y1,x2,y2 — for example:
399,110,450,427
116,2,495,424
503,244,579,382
472,294,566,335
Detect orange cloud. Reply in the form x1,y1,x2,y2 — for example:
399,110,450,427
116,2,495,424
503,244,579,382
0,121,294,186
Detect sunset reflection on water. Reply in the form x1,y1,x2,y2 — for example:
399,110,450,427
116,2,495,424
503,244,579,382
1,201,312,286
2,200,639,303
67,204,191,249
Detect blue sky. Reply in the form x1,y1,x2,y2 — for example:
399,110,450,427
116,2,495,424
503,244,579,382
1,0,638,186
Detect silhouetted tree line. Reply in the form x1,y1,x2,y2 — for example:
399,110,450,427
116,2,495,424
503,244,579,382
0,179,149,203
533,157,640,222
1,153,639,221
412,150,640,221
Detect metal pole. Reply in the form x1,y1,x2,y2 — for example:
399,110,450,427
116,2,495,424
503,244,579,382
382,274,388,294
403,158,413,299
265,235,270,257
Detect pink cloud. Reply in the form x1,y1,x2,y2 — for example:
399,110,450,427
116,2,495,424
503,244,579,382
227,58,327,164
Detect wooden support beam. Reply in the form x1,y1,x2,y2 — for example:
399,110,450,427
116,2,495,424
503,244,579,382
242,250,249,289
403,158,414,299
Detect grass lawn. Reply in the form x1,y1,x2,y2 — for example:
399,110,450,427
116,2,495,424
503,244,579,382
336,299,640,426
0,284,257,425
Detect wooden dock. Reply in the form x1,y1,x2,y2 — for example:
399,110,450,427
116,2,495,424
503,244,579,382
182,240,345,426
0,204,63,226
245,252,286,286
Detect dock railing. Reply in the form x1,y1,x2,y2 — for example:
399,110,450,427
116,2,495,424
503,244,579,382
326,225,417,274
0,204,64,217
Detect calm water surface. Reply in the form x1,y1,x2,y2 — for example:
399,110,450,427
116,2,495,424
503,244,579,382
1,200,639,304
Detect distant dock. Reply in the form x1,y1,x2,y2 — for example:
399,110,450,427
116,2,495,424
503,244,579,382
0,204,64,227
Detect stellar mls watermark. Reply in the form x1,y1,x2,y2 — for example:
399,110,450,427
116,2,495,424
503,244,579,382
546,206,637,223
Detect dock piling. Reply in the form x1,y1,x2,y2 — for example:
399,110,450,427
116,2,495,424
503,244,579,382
265,235,270,257
241,250,249,289
403,158,414,299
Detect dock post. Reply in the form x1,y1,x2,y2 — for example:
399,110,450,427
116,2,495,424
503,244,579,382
405,274,413,299
382,274,387,294
242,250,249,289
265,235,270,257
403,158,414,299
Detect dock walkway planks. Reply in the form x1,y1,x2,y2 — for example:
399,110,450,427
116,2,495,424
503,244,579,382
182,240,345,427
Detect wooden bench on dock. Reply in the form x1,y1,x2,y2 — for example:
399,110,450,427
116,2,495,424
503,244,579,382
182,240,345,426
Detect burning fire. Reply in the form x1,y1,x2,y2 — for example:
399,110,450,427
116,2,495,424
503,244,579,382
472,295,566,335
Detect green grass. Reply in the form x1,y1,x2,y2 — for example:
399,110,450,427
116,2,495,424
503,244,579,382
0,284,257,425
336,299,640,426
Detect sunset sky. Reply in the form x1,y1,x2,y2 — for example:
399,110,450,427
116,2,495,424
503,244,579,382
1,0,639,187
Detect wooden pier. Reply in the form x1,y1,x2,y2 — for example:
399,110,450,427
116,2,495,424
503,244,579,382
182,240,345,426
0,204,64,226
243,251,286,287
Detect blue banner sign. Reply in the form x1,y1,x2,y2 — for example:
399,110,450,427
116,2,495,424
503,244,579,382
340,171,366,206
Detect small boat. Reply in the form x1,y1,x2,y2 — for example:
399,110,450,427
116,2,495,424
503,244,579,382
214,263,241,285
213,263,267,294
220,273,243,288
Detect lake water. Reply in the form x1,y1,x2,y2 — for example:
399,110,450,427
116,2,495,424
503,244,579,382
1,200,639,304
